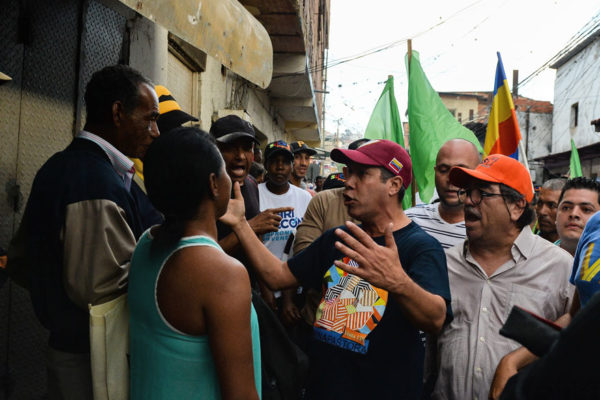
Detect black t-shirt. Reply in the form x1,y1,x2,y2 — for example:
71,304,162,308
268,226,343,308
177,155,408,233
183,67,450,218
217,175,260,240
287,221,452,400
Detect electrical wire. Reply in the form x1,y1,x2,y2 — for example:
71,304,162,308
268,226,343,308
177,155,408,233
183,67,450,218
324,5,600,136
517,10,600,90
272,0,489,79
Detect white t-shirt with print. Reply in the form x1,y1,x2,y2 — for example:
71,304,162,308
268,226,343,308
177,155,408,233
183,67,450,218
258,183,312,260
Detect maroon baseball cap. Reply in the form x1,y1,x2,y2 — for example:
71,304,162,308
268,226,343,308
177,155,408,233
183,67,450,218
330,139,412,189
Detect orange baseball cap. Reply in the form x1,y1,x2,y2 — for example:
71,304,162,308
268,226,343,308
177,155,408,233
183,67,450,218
449,154,534,202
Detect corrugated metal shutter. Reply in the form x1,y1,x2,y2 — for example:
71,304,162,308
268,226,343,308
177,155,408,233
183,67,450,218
166,52,195,115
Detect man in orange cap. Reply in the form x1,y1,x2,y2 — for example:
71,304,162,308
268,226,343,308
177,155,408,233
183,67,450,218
429,154,575,400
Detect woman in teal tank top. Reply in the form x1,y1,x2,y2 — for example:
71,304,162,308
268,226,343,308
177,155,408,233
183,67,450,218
128,127,261,399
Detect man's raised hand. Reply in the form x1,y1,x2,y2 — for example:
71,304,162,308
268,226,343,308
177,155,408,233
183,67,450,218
249,207,294,235
333,221,408,293
219,182,246,228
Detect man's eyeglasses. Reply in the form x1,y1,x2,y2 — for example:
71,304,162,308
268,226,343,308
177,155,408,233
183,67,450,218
457,187,504,205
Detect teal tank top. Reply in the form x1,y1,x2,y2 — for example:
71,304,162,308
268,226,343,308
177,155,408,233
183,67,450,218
129,231,261,399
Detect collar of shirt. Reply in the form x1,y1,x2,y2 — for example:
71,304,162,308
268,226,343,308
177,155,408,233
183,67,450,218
462,225,535,278
77,130,135,191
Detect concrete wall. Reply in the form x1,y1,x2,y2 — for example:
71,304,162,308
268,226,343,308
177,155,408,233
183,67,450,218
552,37,600,154
298,0,328,129
544,157,600,180
197,56,228,131
129,17,168,84
197,55,285,145
439,96,480,123
584,157,600,179
127,14,287,145
517,110,553,160
245,87,286,144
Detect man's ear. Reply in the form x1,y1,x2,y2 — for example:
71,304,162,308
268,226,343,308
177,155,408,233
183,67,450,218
208,172,219,199
388,176,403,197
112,101,124,127
509,197,527,222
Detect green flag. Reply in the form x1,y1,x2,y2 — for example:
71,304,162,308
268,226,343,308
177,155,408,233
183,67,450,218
365,76,405,144
364,76,412,209
570,139,583,177
407,51,482,203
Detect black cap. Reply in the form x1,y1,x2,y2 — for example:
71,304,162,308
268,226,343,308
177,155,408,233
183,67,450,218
264,140,294,163
209,115,260,144
348,138,370,150
290,141,317,156
323,172,346,190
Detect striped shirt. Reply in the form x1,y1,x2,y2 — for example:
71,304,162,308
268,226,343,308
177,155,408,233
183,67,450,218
77,130,135,191
405,203,466,249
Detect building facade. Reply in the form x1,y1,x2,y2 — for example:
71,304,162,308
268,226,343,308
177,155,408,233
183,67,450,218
0,0,328,397
438,91,489,125
439,91,552,184
537,28,600,179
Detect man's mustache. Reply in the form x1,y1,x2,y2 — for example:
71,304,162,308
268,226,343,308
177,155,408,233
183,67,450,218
464,207,481,220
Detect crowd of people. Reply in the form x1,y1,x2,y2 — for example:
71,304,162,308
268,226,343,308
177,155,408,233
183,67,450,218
6,64,600,400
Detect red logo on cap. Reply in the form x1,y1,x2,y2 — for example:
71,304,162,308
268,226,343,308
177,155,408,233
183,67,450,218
481,155,500,168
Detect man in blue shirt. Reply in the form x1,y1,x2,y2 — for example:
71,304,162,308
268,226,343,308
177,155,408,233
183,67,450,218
224,139,451,399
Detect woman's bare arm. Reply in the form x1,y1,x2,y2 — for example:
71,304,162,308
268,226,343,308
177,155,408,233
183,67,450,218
204,252,259,400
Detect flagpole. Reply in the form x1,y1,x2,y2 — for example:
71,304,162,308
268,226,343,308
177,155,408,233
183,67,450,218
517,141,530,171
517,139,534,188
513,84,534,191
407,39,416,207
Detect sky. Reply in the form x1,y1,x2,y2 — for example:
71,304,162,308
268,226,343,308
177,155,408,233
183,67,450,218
324,0,600,137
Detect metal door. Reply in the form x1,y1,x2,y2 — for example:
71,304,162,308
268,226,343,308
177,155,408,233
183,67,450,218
0,1,127,398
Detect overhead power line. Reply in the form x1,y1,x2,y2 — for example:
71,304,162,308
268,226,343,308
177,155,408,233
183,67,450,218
272,0,488,79
517,10,600,89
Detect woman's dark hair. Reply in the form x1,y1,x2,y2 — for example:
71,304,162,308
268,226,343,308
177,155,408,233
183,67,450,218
500,184,535,229
144,126,223,249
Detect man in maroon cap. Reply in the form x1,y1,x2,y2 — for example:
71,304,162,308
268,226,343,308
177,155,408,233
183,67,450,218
426,154,574,400
223,139,451,399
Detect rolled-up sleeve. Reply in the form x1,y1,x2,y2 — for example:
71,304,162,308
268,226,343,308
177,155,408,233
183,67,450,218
62,199,135,309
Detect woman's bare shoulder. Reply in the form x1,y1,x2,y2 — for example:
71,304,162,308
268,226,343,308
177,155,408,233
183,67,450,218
168,245,249,290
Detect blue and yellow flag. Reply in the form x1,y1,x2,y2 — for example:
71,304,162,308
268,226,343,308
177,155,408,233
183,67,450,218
483,52,521,159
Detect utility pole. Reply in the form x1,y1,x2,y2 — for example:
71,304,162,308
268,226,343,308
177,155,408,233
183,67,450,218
408,39,416,207
335,118,342,148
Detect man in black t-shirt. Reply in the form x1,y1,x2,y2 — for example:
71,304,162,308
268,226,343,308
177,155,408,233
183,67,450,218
225,139,452,399
209,115,292,257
